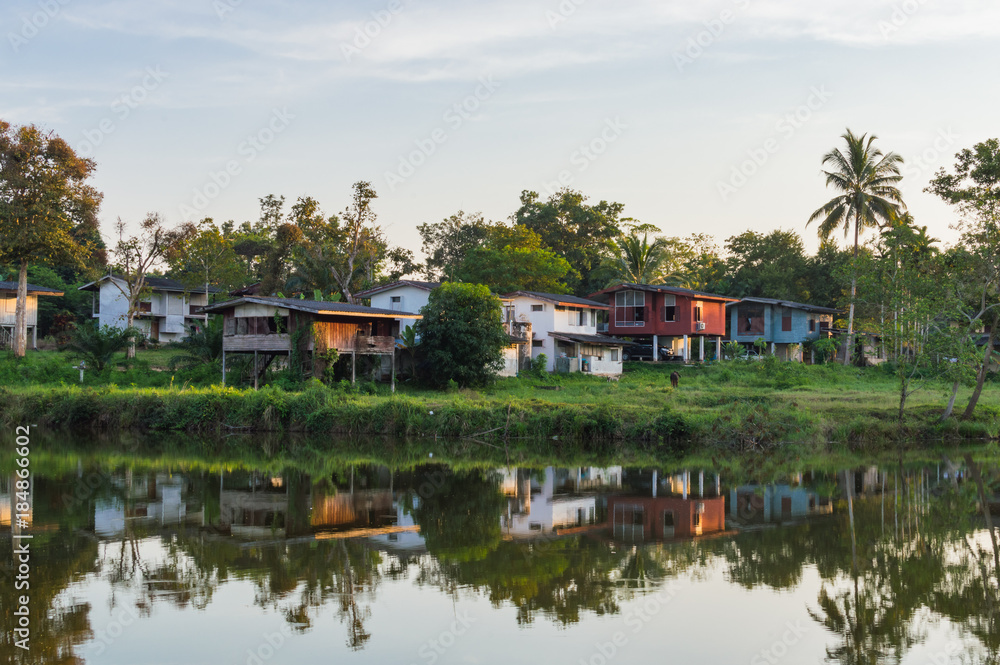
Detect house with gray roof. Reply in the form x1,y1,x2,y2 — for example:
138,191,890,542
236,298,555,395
505,291,625,377
727,297,839,361
79,275,221,343
202,296,421,388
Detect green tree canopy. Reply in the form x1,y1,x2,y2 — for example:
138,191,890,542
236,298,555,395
415,282,510,387
0,121,102,355
454,224,574,294
724,229,810,301
513,188,626,296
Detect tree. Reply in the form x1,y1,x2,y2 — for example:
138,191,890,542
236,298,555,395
661,233,728,293
0,121,101,356
111,213,191,357
417,211,493,280
604,231,671,286
927,138,1000,419
165,218,243,317
454,225,574,294
724,229,810,301
414,282,510,387
513,189,626,295
65,321,143,371
169,318,224,370
808,129,905,365
331,181,380,304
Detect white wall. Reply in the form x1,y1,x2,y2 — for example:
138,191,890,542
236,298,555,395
92,278,199,342
368,285,430,330
510,296,614,373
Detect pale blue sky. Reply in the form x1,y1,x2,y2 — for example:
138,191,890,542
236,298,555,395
3,0,999,258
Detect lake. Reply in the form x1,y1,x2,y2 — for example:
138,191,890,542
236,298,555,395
2,441,998,664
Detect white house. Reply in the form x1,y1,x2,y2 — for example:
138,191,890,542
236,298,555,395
505,291,625,377
357,280,531,377
355,280,441,331
79,275,219,343
499,466,622,538
0,281,64,349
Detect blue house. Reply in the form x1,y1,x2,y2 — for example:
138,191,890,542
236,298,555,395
727,297,838,361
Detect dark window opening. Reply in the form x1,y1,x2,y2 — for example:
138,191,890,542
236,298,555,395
781,315,792,332
694,306,703,322
739,305,765,334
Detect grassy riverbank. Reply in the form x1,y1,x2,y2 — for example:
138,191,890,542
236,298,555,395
1,355,996,450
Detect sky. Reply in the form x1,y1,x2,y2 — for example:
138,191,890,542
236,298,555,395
3,0,999,259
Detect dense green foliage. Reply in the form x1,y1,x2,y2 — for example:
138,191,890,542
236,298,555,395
64,322,144,371
415,282,510,387
1,359,996,448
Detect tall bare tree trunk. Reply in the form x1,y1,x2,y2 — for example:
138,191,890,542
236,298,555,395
941,380,960,421
843,215,859,366
13,260,28,357
126,310,136,359
962,321,995,420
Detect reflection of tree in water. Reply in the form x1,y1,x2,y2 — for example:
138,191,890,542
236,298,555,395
802,463,998,665
409,467,506,563
1,473,101,664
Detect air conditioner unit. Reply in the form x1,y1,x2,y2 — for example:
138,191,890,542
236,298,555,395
695,502,706,514
695,322,706,331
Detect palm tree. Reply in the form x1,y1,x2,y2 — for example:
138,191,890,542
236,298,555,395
808,129,905,365
606,232,669,285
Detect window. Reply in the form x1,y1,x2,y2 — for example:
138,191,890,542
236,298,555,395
693,512,701,528
781,315,792,332
93,293,100,315
531,304,544,312
590,310,596,327
808,319,815,332
739,305,765,334
663,294,676,322
693,303,703,323
532,340,545,348
577,310,586,326
610,349,619,361
615,290,645,327
390,295,402,311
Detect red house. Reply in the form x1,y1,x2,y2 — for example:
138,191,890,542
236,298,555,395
608,496,726,541
588,284,737,361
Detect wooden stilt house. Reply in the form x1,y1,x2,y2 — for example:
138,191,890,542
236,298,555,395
202,296,420,388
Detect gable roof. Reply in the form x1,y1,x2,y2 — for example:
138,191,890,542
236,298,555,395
0,282,64,296
505,291,609,309
355,280,441,298
588,283,739,303
79,275,222,293
202,296,421,319
727,297,840,314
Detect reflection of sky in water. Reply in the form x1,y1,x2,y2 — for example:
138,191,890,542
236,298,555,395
64,539,980,665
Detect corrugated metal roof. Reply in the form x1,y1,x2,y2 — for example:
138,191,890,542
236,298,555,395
0,281,64,295
202,296,421,318
505,291,609,308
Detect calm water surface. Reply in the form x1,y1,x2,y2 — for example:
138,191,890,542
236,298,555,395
2,451,998,664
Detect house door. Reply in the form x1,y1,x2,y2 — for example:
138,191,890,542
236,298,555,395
662,510,675,538
150,319,160,341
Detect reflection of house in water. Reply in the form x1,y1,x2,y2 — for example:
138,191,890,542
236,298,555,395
94,472,201,538
367,502,425,553
499,467,621,537
1,475,12,528
219,468,399,539
729,481,833,524
610,470,725,541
